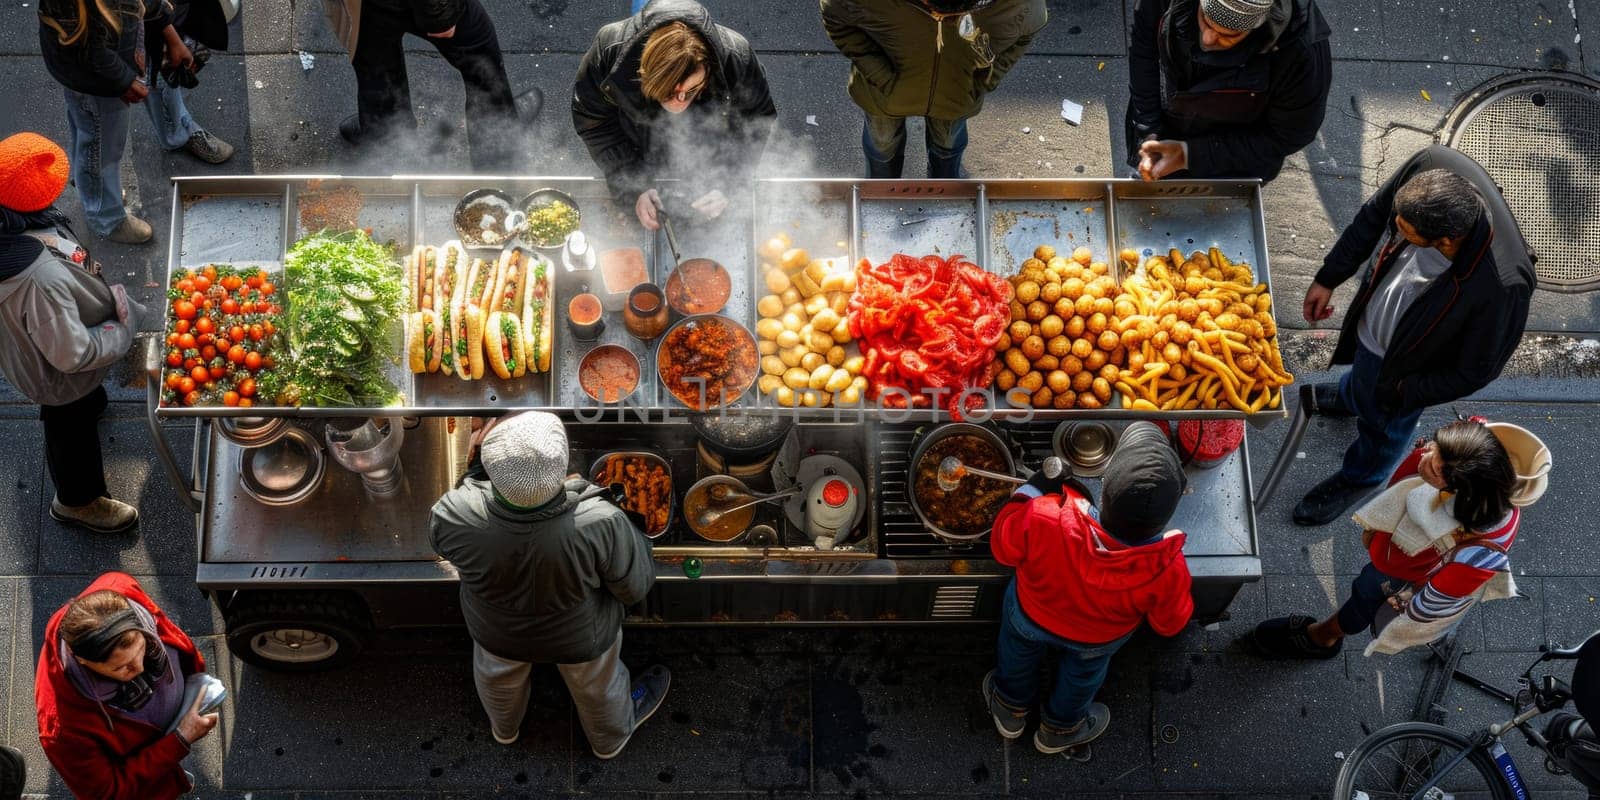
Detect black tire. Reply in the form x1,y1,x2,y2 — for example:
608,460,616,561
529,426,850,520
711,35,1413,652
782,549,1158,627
223,590,370,673
1333,722,1515,800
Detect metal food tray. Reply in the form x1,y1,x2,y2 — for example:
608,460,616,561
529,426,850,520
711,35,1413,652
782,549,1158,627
746,178,1285,424
589,451,674,539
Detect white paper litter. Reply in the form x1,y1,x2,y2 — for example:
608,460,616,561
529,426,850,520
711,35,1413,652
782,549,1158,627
805,115,818,126
298,51,315,71
1021,126,1031,134
1060,99,1083,126
253,80,263,89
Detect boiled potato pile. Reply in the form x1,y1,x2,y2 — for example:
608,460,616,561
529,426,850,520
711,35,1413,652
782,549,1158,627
993,244,1126,410
1112,246,1293,412
754,232,868,408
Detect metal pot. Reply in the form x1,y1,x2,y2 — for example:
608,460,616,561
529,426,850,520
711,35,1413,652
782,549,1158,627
906,422,1017,542
690,412,793,461
238,425,325,507
1052,421,1118,478
216,416,292,448
682,475,754,544
589,451,674,539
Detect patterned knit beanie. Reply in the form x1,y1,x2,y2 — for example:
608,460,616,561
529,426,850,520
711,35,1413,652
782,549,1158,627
1200,0,1274,30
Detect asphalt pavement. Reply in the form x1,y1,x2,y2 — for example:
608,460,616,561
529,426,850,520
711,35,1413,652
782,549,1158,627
1,0,1598,796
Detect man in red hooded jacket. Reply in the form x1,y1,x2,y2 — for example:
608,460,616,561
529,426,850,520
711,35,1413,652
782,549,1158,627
983,421,1193,753
36,572,217,799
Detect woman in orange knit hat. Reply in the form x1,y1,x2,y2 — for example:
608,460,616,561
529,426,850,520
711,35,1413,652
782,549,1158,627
37,0,233,245
0,132,147,534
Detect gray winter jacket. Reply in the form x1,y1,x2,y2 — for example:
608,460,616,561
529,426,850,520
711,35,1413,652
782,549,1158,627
430,465,655,664
0,230,136,406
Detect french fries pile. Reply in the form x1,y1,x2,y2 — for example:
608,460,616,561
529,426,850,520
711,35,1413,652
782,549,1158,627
1111,247,1293,412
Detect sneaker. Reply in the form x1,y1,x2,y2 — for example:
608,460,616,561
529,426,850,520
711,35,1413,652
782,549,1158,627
1292,474,1371,527
1310,382,1351,418
104,216,153,245
981,670,1026,740
183,130,234,164
592,664,670,760
1250,615,1343,660
1034,703,1110,754
492,728,519,746
0,744,25,798
50,496,138,534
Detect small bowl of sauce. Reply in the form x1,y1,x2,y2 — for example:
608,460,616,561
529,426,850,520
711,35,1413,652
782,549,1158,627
579,345,640,404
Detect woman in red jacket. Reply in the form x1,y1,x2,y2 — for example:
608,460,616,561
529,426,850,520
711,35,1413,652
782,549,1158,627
35,572,218,799
983,422,1193,754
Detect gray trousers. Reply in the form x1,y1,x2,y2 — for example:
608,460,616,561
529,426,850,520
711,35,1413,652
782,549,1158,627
472,632,634,751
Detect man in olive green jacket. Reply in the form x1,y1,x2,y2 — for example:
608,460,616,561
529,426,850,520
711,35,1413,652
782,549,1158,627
821,0,1047,178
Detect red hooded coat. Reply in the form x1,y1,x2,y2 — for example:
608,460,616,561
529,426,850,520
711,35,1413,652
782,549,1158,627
992,486,1193,644
35,572,204,800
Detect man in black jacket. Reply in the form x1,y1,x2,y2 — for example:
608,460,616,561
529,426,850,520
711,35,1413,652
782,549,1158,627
1293,145,1535,525
319,0,517,170
572,0,775,231
1126,0,1331,183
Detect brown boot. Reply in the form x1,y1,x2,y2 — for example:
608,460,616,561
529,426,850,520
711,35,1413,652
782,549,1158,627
105,216,154,245
50,496,138,534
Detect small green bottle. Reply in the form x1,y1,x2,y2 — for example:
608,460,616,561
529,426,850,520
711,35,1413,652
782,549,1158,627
683,557,703,579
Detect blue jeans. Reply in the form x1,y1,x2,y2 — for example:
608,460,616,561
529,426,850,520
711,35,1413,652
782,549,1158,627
993,581,1130,730
862,114,969,179
62,82,199,236
1335,562,1405,636
1337,344,1423,487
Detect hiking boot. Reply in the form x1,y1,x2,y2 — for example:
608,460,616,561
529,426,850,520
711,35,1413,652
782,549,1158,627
104,216,153,245
184,130,234,164
50,496,138,534
981,670,1026,740
1035,703,1110,754
1292,474,1371,526
1251,615,1343,660
592,664,670,760
1310,382,1351,418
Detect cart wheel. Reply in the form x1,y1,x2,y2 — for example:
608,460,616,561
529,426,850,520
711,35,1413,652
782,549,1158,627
224,591,369,672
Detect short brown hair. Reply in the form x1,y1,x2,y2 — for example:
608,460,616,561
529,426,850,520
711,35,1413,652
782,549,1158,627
638,22,710,104
61,590,140,654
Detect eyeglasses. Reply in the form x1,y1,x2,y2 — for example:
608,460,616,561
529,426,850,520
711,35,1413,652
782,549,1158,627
669,81,705,104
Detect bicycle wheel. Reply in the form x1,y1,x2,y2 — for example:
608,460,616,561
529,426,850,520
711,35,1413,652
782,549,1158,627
1333,722,1514,800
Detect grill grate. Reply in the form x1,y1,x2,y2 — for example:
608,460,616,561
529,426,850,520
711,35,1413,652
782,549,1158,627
1447,79,1600,291
876,423,1060,559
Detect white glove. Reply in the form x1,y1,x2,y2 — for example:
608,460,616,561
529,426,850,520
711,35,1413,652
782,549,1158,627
690,189,728,220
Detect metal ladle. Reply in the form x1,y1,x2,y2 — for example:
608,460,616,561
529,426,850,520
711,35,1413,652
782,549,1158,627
937,455,1067,492
692,485,803,530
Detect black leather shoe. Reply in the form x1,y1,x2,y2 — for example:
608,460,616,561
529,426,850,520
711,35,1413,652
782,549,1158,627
1310,382,1351,418
338,115,364,145
1292,474,1370,526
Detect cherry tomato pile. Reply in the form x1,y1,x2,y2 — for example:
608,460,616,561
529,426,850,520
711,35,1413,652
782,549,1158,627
845,254,1011,418
160,265,280,407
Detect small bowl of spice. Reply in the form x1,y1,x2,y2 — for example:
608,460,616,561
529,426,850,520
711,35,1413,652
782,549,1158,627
520,189,582,250
454,189,522,248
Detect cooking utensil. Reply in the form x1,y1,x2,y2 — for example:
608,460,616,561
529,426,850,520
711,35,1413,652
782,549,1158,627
324,417,405,497
780,454,866,547
655,314,759,411
665,258,731,315
691,485,802,530
906,422,1016,542
684,475,757,543
652,198,699,310
238,425,325,507
690,413,793,460
1052,421,1117,477
454,189,522,248
937,455,1066,492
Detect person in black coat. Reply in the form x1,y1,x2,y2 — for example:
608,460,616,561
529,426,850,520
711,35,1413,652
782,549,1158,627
319,0,518,171
1292,145,1536,526
1125,0,1331,182
572,0,775,232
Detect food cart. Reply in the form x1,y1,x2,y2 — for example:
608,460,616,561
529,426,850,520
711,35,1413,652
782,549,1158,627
146,176,1278,671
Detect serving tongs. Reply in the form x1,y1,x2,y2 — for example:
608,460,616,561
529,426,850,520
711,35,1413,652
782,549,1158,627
652,195,699,309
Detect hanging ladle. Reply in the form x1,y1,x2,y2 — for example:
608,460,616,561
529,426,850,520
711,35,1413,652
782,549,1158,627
937,455,1067,492
692,484,803,530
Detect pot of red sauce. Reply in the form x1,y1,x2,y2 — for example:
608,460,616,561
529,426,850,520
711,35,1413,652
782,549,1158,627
579,345,640,403
665,258,731,316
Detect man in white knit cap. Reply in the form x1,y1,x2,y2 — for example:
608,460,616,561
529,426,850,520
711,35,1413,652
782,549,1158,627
1125,0,1332,182
430,411,668,759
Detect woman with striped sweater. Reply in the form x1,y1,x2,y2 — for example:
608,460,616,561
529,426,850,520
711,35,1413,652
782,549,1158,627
1253,420,1525,659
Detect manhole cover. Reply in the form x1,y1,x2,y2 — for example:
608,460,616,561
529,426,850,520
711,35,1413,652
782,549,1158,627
1442,72,1600,292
